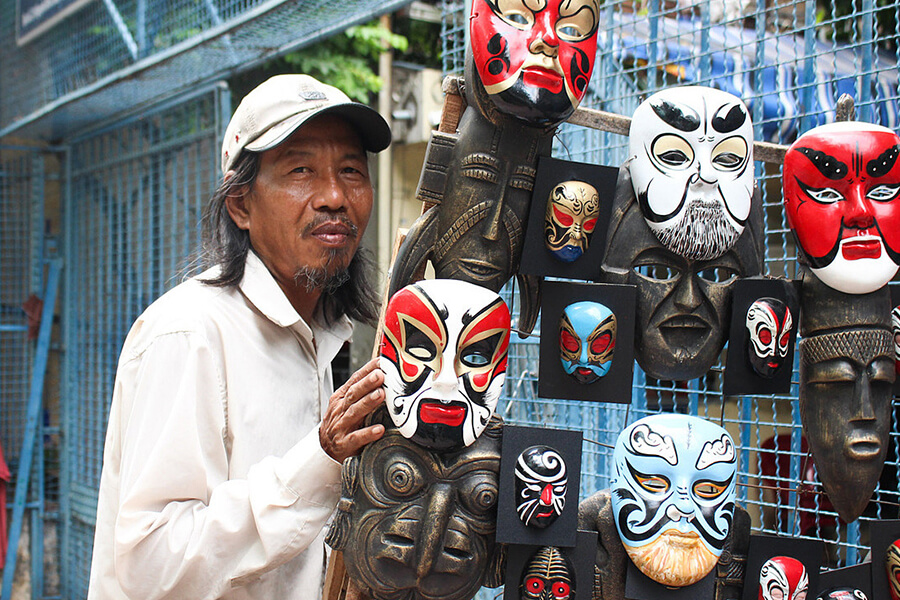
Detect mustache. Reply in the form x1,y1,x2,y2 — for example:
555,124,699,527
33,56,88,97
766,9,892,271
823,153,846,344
301,213,359,239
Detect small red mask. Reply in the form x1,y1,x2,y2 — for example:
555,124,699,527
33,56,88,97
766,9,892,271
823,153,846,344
469,0,600,124
783,122,900,294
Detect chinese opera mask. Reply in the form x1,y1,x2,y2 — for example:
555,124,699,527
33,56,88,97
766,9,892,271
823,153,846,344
544,180,601,262
817,590,868,600
520,546,575,600
610,414,737,588
469,0,601,125
600,166,763,381
887,538,900,600
892,305,900,375
629,86,754,261
380,280,511,452
514,445,567,528
746,297,793,378
326,422,504,600
758,556,808,600
783,121,900,294
559,301,616,384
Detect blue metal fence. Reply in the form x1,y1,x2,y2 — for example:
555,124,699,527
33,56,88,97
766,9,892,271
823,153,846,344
60,84,229,598
442,0,900,590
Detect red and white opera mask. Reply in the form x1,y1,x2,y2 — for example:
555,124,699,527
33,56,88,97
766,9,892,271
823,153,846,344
746,297,792,378
380,279,511,451
469,0,600,124
783,121,900,294
758,556,808,600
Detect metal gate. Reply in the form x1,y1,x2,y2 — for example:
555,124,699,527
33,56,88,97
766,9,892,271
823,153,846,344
60,84,230,598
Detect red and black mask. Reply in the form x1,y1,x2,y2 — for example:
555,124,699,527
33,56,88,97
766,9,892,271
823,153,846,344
783,122,900,294
380,280,511,451
470,0,600,125
520,546,575,600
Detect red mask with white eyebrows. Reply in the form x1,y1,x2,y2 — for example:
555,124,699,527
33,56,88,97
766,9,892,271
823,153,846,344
469,0,600,125
783,121,900,294
380,280,511,451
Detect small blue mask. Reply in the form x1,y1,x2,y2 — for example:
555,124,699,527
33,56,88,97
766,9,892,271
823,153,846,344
559,301,616,384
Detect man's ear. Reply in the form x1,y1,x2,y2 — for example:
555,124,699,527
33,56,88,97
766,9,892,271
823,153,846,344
223,170,251,231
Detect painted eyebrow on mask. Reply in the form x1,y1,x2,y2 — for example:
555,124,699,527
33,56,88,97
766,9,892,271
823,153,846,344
650,99,701,132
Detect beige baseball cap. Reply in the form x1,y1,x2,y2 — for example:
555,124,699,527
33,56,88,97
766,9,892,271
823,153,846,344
221,74,392,173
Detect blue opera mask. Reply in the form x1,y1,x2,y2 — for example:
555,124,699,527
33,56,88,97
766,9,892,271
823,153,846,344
558,301,616,384
611,414,737,588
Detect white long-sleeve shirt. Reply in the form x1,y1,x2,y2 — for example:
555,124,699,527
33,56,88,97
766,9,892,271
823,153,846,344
88,251,351,600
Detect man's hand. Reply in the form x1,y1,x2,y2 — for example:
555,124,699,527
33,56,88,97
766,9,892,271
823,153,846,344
320,358,386,462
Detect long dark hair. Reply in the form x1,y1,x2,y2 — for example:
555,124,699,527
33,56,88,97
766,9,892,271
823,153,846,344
199,150,381,326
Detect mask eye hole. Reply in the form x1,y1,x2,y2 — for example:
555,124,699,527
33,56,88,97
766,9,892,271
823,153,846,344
551,581,572,599
711,136,748,171
779,331,790,348
634,263,678,282
651,134,694,169
867,183,900,202
524,577,545,595
804,185,844,204
697,266,738,283
693,480,727,499
459,333,502,368
496,3,533,29
636,474,669,494
590,332,612,354
560,329,580,353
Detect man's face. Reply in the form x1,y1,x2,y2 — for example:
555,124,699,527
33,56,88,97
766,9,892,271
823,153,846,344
629,86,754,261
544,180,600,262
514,445,567,528
558,301,615,383
235,115,373,295
611,414,737,588
469,0,600,124
746,297,793,378
783,122,900,294
380,280,511,451
758,556,808,600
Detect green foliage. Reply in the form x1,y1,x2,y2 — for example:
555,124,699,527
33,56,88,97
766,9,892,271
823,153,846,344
281,22,409,102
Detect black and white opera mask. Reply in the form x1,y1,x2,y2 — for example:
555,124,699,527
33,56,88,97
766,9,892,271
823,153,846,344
520,546,575,600
610,414,737,588
746,297,793,378
380,279,511,452
629,86,754,261
892,304,900,375
514,445,567,528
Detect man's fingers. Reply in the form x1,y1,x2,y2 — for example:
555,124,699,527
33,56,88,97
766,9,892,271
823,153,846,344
339,386,385,429
337,423,385,459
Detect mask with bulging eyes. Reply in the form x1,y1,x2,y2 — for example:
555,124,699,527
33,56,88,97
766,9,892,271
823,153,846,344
783,121,900,294
519,546,575,600
558,301,616,384
746,297,793,378
544,180,600,262
629,86,754,261
514,445,567,528
380,279,511,451
887,538,900,600
610,414,737,588
758,556,808,600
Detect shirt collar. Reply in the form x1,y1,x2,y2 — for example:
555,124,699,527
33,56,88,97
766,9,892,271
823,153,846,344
238,251,354,345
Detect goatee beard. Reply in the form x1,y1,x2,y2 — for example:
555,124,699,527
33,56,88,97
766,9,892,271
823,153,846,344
294,247,351,293
654,198,740,261
624,530,719,587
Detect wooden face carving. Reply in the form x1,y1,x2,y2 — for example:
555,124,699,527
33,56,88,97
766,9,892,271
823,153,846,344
629,86,754,261
610,414,736,587
783,121,900,294
380,280,511,451
544,180,600,262
469,0,600,124
758,556,808,600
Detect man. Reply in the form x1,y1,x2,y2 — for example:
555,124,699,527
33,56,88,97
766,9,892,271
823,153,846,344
87,74,392,599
